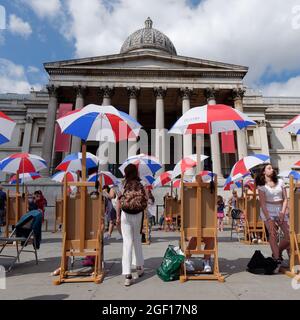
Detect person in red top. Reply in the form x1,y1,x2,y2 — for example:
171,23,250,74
34,190,47,221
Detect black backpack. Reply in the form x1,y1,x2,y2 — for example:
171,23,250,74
247,250,278,275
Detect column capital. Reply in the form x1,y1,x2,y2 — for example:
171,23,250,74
204,87,217,102
257,119,269,127
127,86,140,99
46,84,59,98
154,86,167,99
179,87,193,100
25,115,34,124
99,86,115,99
232,88,246,101
74,85,87,98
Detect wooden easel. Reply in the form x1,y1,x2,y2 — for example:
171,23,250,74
142,210,151,245
54,198,63,233
179,175,224,282
53,143,105,285
4,190,28,237
242,186,267,244
164,196,180,231
286,176,300,279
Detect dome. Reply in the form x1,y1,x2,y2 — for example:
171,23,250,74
120,18,177,55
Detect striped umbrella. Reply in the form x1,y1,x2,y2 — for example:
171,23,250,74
278,170,300,180
152,171,173,188
0,111,16,145
56,152,98,172
224,180,242,191
228,154,269,182
172,154,208,179
244,178,255,191
9,172,42,185
88,171,119,186
171,178,191,188
56,104,141,143
282,115,300,134
193,171,216,183
119,154,162,178
51,171,78,183
169,104,256,135
0,153,47,174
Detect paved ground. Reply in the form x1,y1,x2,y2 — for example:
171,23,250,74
0,223,299,300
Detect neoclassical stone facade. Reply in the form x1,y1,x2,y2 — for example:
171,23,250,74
1,18,300,184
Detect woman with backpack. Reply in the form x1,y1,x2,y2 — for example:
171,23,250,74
116,164,148,286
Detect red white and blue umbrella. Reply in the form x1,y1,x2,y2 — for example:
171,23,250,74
56,152,98,172
244,178,255,191
193,171,216,183
172,154,208,179
141,175,155,188
278,170,300,180
228,154,269,182
169,104,256,135
51,171,78,183
88,171,119,186
56,104,141,142
152,171,173,188
224,180,242,191
0,111,16,145
171,178,191,188
9,172,42,185
282,115,300,134
0,153,47,173
119,154,162,177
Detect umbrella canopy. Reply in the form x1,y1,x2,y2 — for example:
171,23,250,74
119,154,162,177
169,104,256,135
278,170,300,180
171,178,191,188
51,171,78,183
244,178,255,191
224,180,242,191
0,111,16,145
9,172,42,185
228,154,269,182
172,154,208,179
192,171,216,183
88,171,119,186
0,153,47,174
152,171,173,188
56,104,142,142
56,152,98,172
282,115,300,134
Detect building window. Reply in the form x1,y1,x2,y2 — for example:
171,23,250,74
291,134,298,150
18,129,24,147
37,127,45,143
247,130,255,145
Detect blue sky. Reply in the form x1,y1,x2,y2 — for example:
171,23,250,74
0,0,300,96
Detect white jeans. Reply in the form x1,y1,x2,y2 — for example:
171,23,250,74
121,211,144,275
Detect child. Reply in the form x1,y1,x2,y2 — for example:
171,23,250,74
217,195,225,232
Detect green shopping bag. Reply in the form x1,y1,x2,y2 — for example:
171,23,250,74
156,245,185,281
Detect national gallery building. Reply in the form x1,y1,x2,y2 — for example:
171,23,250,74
1,18,300,182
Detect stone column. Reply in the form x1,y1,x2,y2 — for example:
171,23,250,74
180,88,193,157
22,115,33,153
127,86,140,157
99,86,115,171
71,85,87,153
42,85,58,175
233,88,248,160
258,120,270,156
154,87,166,172
205,88,222,176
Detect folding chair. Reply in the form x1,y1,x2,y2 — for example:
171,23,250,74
0,211,42,272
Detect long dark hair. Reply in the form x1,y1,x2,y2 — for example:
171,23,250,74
255,163,278,186
124,164,140,182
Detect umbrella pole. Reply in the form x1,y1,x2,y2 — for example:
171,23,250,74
16,171,20,194
196,133,203,174
171,181,173,198
81,141,87,182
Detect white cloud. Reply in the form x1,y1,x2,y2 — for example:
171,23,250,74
59,0,300,87
24,0,61,18
262,76,300,97
0,59,42,93
8,14,32,38
27,65,40,73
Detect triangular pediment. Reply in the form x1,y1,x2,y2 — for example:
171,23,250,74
44,51,248,74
